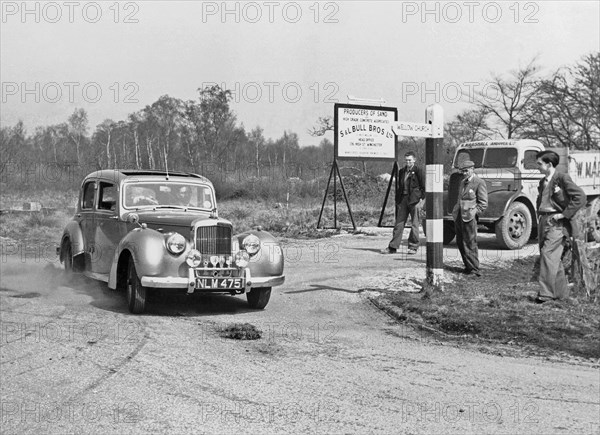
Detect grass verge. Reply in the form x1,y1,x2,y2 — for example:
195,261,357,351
373,257,600,362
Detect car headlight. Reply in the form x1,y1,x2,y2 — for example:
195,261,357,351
235,251,250,268
166,233,186,255
186,249,202,267
242,234,261,256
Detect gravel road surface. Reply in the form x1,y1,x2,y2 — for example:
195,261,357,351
1,231,598,434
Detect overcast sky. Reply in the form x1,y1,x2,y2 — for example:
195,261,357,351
1,1,599,146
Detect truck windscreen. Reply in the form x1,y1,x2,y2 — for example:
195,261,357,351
455,149,484,168
484,148,518,168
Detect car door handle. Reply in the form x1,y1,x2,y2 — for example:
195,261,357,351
109,216,119,220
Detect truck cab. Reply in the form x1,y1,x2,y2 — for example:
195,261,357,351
444,139,546,249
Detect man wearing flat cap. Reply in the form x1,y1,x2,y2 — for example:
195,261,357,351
452,160,488,276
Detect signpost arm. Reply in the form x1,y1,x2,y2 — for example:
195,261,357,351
424,104,444,291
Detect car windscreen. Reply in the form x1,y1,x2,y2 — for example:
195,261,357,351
123,182,214,209
454,149,484,168
483,148,518,168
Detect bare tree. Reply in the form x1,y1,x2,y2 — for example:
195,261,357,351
445,108,492,147
309,116,334,137
471,58,540,138
523,52,599,149
67,108,89,164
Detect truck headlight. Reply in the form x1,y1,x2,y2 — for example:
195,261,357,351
166,233,186,255
186,249,202,267
242,234,260,256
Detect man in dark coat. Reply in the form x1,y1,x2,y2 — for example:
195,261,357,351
535,150,586,302
452,160,488,276
382,151,425,254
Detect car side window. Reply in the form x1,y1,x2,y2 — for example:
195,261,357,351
98,182,117,211
523,150,538,170
82,182,95,209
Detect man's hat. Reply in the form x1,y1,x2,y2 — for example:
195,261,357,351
459,160,475,170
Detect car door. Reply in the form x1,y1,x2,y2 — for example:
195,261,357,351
79,180,97,271
92,180,124,275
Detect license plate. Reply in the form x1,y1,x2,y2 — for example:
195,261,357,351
196,277,243,290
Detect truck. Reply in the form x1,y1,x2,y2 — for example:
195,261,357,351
443,139,599,249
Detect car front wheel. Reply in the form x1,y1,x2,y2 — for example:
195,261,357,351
127,261,147,314
246,287,271,309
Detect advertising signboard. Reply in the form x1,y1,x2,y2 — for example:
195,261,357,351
334,103,398,161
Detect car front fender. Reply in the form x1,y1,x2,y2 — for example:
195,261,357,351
234,230,284,282
108,227,189,289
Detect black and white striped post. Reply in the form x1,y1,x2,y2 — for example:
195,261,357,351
392,104,444,291
425,104,444,290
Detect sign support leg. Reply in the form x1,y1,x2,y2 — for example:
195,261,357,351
316,160,356,230
335,160,356,230
378,161,399,227
317,162,336,229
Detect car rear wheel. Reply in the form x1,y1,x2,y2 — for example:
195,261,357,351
127,261,147,314
63,241,74,275
246,287,271,309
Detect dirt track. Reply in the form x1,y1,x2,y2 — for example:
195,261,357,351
1,231,599,434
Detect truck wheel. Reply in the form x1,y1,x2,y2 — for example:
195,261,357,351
127,261,147,314
246,287,271,309
495,202,532,250
443,221,456,245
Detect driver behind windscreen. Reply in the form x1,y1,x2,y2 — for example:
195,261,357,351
176,186,196,206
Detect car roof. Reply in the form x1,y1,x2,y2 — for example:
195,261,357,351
83,169,212,186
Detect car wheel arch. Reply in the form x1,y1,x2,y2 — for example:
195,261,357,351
61,236,85,272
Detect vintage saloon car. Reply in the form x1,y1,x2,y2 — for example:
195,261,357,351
58,170,285,314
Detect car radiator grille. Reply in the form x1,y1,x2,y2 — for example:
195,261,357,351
195,225,232,255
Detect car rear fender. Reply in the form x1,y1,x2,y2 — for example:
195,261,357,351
60,220,84,262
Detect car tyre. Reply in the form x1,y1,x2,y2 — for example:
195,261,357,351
127,260,147,314
246,287,271,309
495,202,532,250
63,241,74,276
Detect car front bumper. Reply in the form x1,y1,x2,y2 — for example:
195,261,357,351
140,270,285,291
